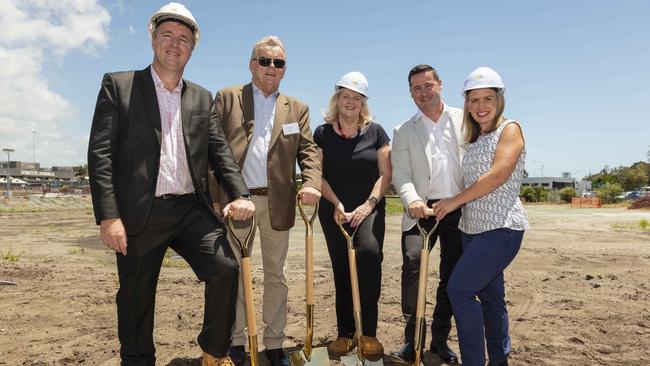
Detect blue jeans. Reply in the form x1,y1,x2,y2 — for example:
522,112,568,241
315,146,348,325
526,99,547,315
447,228,523,366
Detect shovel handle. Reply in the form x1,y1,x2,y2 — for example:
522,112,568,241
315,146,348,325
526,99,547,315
228,215,256,258
228,216,260,366
298,195,319,305
337,218,359,250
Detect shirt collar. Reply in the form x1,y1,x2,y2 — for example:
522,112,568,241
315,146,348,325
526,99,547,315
150,65,183,92
415,101,450,124
251,83,279,99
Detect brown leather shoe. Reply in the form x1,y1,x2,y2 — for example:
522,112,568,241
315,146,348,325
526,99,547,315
202,353,235,366
327,337,356,356
359,336,384,361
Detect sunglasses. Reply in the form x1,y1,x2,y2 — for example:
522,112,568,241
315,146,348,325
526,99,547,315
253,56,286,69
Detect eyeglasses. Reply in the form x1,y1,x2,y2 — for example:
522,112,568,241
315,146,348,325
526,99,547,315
253,56,286,69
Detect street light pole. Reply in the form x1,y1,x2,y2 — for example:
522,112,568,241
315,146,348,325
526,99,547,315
2,148,15,197
532,160,544,177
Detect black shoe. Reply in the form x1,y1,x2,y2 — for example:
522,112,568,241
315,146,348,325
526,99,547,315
429,340,458,363
389,343,415,364
228,345,246,366
265,348,289,366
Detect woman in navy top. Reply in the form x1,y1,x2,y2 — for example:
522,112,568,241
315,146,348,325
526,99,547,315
314,72,392,360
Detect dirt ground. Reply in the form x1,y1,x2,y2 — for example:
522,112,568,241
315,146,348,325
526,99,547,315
1,196,649,365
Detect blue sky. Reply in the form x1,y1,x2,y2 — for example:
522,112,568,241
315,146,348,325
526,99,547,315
1,0,648,178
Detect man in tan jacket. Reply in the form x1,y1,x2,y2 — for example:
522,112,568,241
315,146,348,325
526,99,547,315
209,35,321,366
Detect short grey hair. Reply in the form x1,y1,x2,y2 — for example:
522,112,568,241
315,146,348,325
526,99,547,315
250,35,286,59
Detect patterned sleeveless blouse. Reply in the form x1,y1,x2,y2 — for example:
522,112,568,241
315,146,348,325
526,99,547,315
458,120,529,234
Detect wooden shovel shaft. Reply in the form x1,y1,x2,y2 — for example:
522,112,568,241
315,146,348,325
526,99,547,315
306,227,314,305
348,247,364,354
413,247,430,366
241,257,257,336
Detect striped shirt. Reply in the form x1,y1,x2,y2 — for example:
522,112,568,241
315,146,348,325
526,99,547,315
151,66,194,196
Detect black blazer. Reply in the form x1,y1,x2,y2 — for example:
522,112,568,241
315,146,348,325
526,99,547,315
88,66,248,236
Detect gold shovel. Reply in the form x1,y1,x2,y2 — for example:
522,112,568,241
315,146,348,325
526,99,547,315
289,196,330,366
228,215,259,366
413,208,440,366
337,218,366,366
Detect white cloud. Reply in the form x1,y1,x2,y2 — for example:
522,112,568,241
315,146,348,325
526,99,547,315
0,0,110,166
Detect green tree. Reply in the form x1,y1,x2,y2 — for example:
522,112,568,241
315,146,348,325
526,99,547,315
74,164,88,178
559,187,577,203
620,166,648,191
596,182,624,204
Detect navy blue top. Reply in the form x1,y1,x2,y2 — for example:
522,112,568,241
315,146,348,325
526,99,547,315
314,122,390,210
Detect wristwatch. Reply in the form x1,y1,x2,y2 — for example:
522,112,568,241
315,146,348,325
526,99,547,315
239,194,253,201
367,196,378,206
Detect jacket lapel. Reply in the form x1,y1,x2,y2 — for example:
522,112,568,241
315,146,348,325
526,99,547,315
138,66,162,143
269,93,289,149
413,116,432,173
242,83,255,143
180,81,192,149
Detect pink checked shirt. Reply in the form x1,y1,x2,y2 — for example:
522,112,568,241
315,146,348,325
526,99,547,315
151,67,195,196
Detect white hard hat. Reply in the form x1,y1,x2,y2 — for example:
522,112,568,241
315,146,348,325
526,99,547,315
149,2,200,47
462,67,505,96
335,71,369,98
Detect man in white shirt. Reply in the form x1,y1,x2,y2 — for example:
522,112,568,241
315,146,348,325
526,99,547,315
208,35,322,366
390,64,466,364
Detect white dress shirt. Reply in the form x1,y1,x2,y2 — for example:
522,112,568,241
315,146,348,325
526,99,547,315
241,83,278,188
151,66,194,196
418,103,462,199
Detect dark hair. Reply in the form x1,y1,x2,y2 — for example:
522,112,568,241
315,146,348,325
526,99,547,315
408,64,440,86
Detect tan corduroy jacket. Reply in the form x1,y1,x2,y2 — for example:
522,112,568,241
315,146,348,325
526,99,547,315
208,83,321,230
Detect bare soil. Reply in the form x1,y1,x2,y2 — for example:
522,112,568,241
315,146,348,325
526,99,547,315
1,197,649,365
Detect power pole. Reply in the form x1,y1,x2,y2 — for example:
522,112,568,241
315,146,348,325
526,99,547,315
32,130,37,165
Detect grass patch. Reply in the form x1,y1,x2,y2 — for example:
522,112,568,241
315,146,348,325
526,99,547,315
67,247,86,255
2,249,23,262
162,249,190,268
385,195,404,215
611,220,650,232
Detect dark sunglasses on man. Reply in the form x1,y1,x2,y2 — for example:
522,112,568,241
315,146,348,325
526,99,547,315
253,56,286,69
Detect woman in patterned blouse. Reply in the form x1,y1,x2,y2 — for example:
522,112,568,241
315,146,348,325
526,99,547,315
431,67,528,366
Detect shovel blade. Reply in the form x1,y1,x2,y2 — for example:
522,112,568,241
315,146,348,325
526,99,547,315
289,347,329,366
341,354,384,366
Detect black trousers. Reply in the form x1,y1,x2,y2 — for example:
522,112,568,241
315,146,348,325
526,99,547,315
319,204,385,338
116,194,239,366
400,200,462,346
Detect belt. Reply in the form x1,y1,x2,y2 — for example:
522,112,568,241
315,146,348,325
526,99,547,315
249,187,268,196
155,193,190,200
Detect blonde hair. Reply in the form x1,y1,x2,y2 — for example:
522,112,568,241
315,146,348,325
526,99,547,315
462,89,506,143
250,35,286,59
323,87,372,128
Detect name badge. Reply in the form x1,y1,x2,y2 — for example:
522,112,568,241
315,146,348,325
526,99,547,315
282,122,300,135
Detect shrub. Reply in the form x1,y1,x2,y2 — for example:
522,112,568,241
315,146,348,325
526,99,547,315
640,219,649,230
520,186,549,203
559,187,577,203
596,183,624,204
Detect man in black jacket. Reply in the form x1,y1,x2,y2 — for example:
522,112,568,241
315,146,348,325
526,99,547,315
87,3,254,365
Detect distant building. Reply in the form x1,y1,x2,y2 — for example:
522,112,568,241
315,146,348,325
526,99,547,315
0,160,76,186
522,177,592,195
